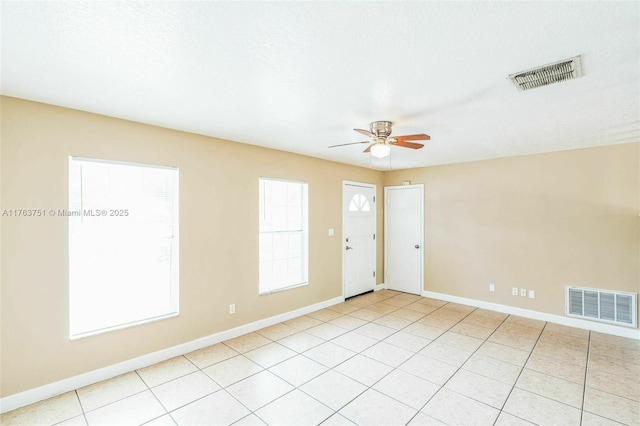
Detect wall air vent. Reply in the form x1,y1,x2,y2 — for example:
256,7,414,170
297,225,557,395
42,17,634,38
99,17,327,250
566,286,637,328
509,56,583,91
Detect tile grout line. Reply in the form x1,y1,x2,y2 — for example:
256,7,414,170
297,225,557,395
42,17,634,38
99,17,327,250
242,295,399,424
580,334,639,424
62,295,482,425
221,318,345,424
490,322,600,424
134,369,174,424
17,291,635,426
76,387,151,419
588,338,640,368
579,330,591,426
319,294,432,422
405,306,511,426
262,293,431,423
94,299,639,425
492,320,549,425
74,370,173,425
388,303,491,425
332,299,529,425
224,385,268,424
153,355,258,424
295,295,418,420
254,387,335,426
136,351,242,418
74,390,89,426
499,324,635,425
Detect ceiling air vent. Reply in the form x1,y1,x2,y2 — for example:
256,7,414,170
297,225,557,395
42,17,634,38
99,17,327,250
509,56,583,91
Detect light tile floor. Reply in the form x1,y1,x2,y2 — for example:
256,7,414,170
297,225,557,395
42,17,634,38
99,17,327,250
2,290,639,425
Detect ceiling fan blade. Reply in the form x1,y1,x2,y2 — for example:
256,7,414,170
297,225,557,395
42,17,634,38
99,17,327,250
354,128,374,138
328,141,370,148
389,140,424,149
394,133,431,142
363,144,375,153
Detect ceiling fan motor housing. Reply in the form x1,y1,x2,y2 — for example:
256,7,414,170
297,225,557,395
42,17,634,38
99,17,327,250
370,121,393,138
373,136,387,145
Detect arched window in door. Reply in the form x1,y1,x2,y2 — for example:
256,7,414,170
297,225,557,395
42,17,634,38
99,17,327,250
348,193,371,212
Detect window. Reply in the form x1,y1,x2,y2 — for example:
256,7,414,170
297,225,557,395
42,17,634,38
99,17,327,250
259,178,308,294
348,193,371,212
69,158,179,338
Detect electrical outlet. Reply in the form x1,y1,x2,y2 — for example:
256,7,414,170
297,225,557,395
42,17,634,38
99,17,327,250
512,287,518,296
489,283,495,292
528,290,536,299
520,288,527,297
229,304,236,314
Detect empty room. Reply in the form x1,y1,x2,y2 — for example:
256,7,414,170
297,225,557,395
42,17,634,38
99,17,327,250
0,1,638,425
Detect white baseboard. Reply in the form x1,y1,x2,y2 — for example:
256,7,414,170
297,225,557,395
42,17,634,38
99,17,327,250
375,283,386,291
423,290,640,340
0,295,345,414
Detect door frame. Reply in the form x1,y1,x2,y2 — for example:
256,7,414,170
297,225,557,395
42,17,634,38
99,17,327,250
342,180,377,299
384,184,424,295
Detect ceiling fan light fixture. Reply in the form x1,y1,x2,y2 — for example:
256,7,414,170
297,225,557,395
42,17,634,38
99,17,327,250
370,143,391,158
328,121,429,156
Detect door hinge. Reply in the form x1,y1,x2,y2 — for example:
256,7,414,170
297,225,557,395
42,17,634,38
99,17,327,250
373,196,376,202
373,233,376,240
373,271,376,277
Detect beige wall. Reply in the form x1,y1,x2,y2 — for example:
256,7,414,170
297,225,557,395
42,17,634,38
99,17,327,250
0,96,384,397
1,96,639,399
385,143,639,318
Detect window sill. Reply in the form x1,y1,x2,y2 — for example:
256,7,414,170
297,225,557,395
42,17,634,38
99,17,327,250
69,312,179,340
259,281,309,296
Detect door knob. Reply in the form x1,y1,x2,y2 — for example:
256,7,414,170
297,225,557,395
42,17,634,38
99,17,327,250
415,245,420,249
346,246,353,250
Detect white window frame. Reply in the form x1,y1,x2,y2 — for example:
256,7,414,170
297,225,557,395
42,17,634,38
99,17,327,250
259,177,309,295
68,157,179,339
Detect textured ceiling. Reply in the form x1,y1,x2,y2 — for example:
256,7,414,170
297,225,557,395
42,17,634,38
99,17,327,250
1,1,639,170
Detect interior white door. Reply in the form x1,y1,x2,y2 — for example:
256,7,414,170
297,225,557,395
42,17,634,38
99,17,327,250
343,182,376,298
385,185,423,295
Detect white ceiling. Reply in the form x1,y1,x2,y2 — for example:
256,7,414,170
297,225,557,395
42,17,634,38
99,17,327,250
2,1,639,170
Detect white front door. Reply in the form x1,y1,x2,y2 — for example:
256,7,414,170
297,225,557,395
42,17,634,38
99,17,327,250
343,182,376,298
385,184,424,295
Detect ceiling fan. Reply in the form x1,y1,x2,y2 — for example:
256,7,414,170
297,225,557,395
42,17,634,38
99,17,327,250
329,121,430,158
